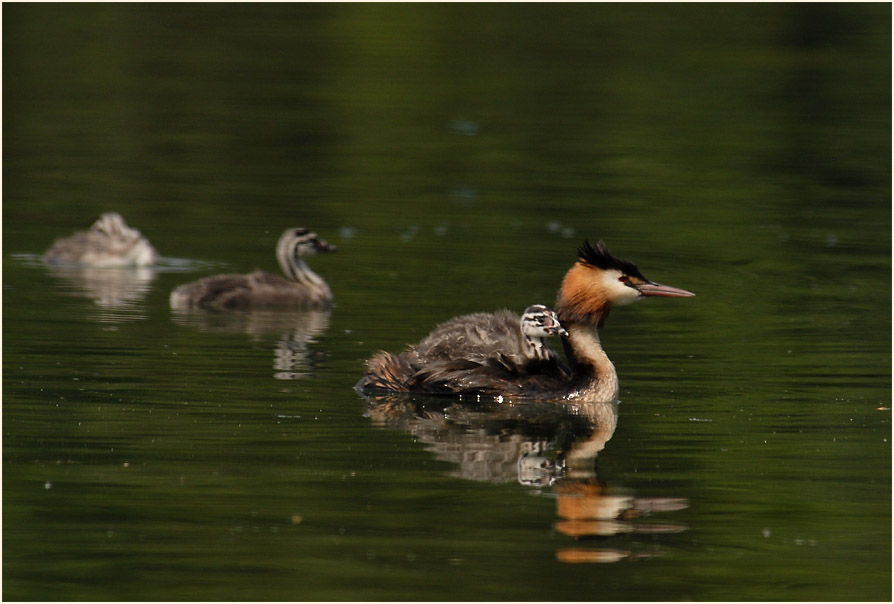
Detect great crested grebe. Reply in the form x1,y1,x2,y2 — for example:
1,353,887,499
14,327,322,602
356,240,694,402
169,227,336,310
44,213,158,267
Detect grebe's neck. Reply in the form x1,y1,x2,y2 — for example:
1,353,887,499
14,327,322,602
523,334,552,360
278,253,332,301
560,323,619,402
551,261,622,402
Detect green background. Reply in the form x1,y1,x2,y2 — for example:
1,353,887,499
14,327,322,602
4,4,890,600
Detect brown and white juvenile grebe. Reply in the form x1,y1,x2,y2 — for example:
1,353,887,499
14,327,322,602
44,213,158,267
169,228,336,310
356,240,694,402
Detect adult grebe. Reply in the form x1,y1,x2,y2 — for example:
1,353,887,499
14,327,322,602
356,240,694,402
44,213,158,267
169,228,336,310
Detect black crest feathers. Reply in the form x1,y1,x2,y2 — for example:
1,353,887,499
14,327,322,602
577,240,647,281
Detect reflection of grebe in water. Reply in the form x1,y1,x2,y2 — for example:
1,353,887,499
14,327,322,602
170,309,331,380
170,228,336,311
357,240,694,402
45,264,157,315
361,392,687,563
364,394,617,484
44,213,158,267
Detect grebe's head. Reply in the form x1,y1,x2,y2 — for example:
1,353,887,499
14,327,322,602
521,304,568,338
556,240,694,325
91,213,141,241
278,228,337,260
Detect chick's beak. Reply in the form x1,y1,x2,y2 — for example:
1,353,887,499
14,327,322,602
634,282,695,298
541,315,569,337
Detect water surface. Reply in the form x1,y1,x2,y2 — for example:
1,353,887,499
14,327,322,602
3,4,891,601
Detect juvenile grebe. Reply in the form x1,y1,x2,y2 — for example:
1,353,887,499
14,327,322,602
169,228,336,310
44,213,158,267
356,240,694,402
520,304,569,360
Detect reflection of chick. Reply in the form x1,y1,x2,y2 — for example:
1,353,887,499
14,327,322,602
271,316,331,380
170,309,331,380
44,213,158,267
46,264,156,310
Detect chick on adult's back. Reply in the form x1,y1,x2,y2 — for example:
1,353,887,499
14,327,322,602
356,305,570,397
356,240,694,402
170,228,336,310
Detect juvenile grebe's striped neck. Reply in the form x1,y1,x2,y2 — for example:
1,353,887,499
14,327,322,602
275,228,335,300
520,304,567,361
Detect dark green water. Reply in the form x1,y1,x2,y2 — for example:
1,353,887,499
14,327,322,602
3,4,891,601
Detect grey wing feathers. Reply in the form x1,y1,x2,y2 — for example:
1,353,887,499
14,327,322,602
416,311,529,364
170,274,256,310
356,310,570,397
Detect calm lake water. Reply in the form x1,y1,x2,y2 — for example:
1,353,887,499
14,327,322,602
3,4,891,601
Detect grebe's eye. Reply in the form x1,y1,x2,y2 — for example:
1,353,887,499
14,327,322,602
618,275,629,283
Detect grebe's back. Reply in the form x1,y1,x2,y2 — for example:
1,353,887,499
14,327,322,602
44,213,158,267
356,305,571,397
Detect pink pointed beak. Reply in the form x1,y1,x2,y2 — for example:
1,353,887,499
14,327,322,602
634,282,696,298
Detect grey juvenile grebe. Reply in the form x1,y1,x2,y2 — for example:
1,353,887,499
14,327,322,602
44,213,158,267
356,240,694,402
169,228,336,310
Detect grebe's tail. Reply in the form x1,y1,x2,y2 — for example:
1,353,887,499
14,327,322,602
356,351,416,393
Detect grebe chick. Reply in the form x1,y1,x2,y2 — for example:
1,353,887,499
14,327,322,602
356,240,694,402
418,304,567,364
356,305,572,396
520,304,569,360
169,228,336,310
44,213,158,267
